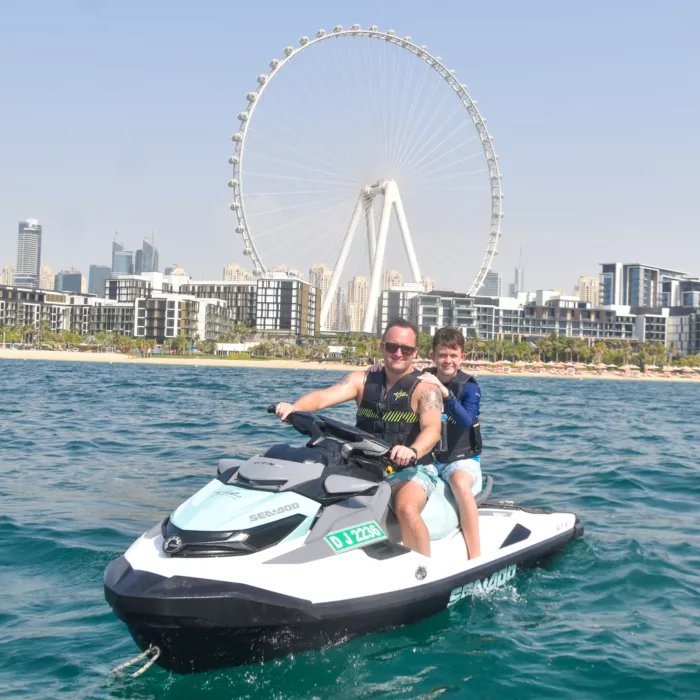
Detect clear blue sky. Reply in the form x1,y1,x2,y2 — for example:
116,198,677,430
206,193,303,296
0,0,698,292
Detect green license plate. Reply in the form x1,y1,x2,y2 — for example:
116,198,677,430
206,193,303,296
324,521,387,553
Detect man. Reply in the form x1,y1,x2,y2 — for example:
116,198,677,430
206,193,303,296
418,327,483,559
275,319,442,557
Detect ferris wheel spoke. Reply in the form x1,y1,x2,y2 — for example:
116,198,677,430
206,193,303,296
248,198,353,241
403,137,481,180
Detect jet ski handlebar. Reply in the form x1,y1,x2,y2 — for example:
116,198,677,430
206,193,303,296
266,405,415,472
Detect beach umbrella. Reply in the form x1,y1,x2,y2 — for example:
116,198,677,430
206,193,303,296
646,364,659,370
596,363,607,369
574,362,586,369
682,367,694,373
514,361,526,367
619,364,636,371
585,363,596,367
607,364,618,368
501,359,513,364
554,362,566,369
546,361,556,366
662,365,673,373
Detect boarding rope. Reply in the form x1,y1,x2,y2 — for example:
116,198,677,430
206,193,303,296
110,645,161,678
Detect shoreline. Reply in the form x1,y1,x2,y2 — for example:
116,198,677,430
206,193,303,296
1,349,698,382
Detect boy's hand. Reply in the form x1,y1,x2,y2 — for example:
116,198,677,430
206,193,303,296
366,363,383,373
417,373,449,399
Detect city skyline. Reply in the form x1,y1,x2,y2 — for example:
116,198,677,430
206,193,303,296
0,2,697,290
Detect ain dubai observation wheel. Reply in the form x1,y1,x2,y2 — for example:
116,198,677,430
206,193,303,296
228,24,503,331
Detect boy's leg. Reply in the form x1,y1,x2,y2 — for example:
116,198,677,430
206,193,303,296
440,458,482,560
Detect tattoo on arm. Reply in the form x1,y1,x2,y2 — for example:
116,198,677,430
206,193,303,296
331,373,354,390
419,385,443,413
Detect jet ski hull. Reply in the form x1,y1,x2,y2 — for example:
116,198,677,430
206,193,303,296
105,517,583,673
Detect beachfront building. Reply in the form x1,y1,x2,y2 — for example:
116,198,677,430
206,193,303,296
600,263,689,307
347,276,369,332
15,219,42,288
255,277,319,336
309,263,334,328
375,283,425,335
422,276,436,293
383,269,403,291
179,281,256,326
40,264,54,291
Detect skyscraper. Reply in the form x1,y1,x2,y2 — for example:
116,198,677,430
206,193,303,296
347,276,369,331
383,269,403,291
141,234,159,273
88,264,111,297
573,276,600,305
508,249,525,297
55,269,83,294
223,263,252,281
422,276,436,293
40,264,54,290
112,234,134,274
479,271,502,297
2,263,15,286
309,262,333,326
15,219,42,288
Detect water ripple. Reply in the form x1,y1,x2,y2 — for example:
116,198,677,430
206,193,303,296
1,360,699,698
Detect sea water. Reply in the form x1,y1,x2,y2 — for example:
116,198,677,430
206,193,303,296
1,360,698,699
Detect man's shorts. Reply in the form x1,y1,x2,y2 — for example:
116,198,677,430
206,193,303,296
387,463,439,497
436,455,482,496
387,456,482,498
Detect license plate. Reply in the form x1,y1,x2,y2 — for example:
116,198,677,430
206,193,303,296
324,521,387,553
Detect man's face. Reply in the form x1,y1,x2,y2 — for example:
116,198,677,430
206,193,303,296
381,326,418,373
430,344,465,381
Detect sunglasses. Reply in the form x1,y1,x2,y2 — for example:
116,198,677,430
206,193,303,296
383,342,417,356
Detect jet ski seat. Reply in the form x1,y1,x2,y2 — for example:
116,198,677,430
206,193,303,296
389,475,494,541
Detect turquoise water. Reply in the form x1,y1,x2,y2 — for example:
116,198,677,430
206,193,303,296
1,360,699,699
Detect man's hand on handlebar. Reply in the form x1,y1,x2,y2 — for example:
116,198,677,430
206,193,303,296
390,444,417,467
275,402,295,421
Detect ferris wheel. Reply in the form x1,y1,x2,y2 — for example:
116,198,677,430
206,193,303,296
228,24,503,331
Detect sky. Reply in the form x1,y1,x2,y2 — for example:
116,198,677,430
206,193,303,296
0,0,698,293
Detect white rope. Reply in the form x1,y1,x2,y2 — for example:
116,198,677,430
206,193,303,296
110,645,161,678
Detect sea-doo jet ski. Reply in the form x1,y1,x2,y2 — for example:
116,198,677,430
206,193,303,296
104,407,583,673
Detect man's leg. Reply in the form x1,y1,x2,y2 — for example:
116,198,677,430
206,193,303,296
392,481,430,557
447,468,481,560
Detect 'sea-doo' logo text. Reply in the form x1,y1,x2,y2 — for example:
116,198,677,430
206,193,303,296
393,390,409,399
163,535,184,555
447,564,517,608
250,503,300,521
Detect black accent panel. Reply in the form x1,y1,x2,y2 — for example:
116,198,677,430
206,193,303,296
217,466,240,484
263,443,331,466
361,540,410,560
499,523,532,549
161,514,306,557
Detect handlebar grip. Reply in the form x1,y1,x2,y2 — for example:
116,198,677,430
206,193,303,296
267,405,277,414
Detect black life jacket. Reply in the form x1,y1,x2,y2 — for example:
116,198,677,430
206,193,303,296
355,369,433,466
426,368,483,462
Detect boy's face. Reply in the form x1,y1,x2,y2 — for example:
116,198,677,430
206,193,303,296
430,344,466,381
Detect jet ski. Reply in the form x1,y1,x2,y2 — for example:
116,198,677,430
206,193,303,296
104,407,583,674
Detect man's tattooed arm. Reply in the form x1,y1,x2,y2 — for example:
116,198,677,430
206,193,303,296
419,385,444,413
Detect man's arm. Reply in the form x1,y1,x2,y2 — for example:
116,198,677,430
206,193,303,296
275,371,366,420
390,382,443,465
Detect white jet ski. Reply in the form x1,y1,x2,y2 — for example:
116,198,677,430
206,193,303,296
104,407,583,673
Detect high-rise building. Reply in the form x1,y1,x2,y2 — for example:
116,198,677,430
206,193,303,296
165,265,188,276
508,249,525,298
479,271,501,297
383,269,403,291
39,263,54,290
573,276,600,305
55,269,83,294
255,278,319,335
309,262,334,326
599,263,688,308
2,263,15,286
140,234,159,273
15,219,42,288
88,264,111,297
328,287,347,331
347,276,369,331
223,263,252,281
112,235,134,274
422,276,435,293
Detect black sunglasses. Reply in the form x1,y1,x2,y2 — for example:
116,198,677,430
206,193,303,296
383,342,416,356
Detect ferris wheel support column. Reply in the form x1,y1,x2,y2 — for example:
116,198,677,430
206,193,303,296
320,194,365,330
392,183,422,284
362,187,394,333
363,195,377,266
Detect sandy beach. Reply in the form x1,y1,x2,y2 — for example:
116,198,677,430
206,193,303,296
1,348,698,382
